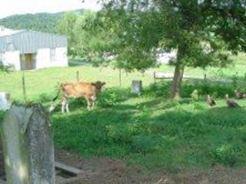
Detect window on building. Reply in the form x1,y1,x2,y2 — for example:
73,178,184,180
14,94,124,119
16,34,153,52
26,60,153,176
50,48,56,62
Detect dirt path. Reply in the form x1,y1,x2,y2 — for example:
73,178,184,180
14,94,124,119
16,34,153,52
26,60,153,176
55,149,246,184
0,145,245,184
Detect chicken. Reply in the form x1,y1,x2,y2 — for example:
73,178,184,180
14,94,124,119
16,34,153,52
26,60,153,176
225,94,240,108
206,95,216,107
234,89,245,99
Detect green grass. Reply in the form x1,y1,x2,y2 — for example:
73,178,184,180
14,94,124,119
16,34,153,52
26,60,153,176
0,54,246,171
50,85,246,171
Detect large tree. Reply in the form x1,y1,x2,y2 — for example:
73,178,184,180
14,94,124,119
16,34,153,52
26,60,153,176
97,0,245,98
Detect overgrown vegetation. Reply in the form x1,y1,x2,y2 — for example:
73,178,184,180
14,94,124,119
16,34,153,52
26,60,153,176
0,58,245,171
52,85,246,170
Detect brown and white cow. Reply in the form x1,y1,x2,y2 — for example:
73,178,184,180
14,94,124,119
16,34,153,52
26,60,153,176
49,81,105,113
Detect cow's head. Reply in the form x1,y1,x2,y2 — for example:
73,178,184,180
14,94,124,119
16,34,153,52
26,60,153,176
92,81,106,93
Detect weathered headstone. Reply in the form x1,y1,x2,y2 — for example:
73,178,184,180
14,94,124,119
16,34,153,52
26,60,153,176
0,92,11,111
1,104,55,184
131,80,142,95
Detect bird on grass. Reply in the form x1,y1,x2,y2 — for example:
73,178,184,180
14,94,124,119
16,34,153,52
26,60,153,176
206,95,216,107
225,94,240,108
234,89,246,99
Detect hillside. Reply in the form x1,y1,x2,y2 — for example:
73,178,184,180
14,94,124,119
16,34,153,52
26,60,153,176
0,9,84,33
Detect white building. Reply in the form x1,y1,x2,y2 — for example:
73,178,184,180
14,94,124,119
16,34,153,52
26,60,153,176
156,50,177,64
0,26,68,70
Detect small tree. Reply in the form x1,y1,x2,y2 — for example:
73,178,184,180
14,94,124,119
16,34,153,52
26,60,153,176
97,0,245,98
57,12,78,56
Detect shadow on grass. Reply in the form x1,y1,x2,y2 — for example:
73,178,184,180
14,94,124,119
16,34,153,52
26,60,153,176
144,79,245,99
51,95,246,171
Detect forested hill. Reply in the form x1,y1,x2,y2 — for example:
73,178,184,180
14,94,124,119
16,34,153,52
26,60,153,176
0,10,84,33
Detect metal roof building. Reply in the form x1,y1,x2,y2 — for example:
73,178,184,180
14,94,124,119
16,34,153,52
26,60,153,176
0,27,68,70
0,30,67,54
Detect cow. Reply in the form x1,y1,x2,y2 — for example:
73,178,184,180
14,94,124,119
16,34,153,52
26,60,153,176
49,81,106,113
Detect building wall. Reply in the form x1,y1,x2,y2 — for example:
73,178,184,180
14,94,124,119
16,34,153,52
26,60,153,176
1,47,68,71
2,51,21,70
36,47,68,69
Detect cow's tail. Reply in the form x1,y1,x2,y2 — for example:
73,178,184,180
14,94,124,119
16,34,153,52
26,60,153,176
49,83,62,112
52,89,60,101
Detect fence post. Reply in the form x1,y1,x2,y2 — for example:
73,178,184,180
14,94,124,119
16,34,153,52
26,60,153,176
131,80,142,95
0,92,11,111
76,71,80,82
22,72,27,102
204,73,207,81
153,72,156,83
119,69,122,87
1,104,55,184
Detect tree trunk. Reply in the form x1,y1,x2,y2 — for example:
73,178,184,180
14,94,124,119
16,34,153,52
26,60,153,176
171,64,184,99
171,46,185,99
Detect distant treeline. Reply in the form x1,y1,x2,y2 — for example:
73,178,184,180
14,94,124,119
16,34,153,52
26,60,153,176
0,10,85,33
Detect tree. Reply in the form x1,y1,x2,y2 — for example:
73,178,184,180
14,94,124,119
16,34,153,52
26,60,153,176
57,11,118,65
98,0,245,99
57,12,78,56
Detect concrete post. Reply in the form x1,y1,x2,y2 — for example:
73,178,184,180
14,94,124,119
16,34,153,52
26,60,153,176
131,80,142,95
0,92,11,111
1,104,55,184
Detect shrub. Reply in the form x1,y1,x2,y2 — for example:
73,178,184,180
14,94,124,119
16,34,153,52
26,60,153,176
210,144,243,166
144,80,237,99
38,93,53,103
181,80,235,98
144,82,170,98
106,124,134,144
97,88,131,107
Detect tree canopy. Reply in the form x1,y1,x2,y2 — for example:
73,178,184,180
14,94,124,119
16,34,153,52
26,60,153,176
96,0,245,98
57,0,245,98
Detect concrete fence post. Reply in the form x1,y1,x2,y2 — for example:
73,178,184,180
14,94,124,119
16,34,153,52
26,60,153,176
1,104,55,184
22,72,27,102
131,80,142,95
0,92,11,111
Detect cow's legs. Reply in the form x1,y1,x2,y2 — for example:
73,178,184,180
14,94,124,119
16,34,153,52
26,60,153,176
66,102,70,113
90,99,96,110
91,96,96,109
61,97,67,113
86,98,92,110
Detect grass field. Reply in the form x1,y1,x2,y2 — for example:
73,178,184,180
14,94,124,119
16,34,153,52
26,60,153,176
0,54,246,172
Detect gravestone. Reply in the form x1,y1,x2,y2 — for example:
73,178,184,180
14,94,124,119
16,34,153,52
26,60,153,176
131,80,142,95
1,104,55,184
0,92,11,111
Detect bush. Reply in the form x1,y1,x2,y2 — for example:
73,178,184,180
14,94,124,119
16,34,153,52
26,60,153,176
210,144,243,166
181,80,235,98
144,82,170,98
106,124,134,144
97,88,131,107
38,93,53,103
143,80,238,99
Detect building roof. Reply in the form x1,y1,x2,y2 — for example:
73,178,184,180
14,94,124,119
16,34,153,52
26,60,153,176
0,27,67,54
0,26,24,37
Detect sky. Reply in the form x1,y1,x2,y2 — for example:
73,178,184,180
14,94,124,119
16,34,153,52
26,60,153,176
0,0,101,19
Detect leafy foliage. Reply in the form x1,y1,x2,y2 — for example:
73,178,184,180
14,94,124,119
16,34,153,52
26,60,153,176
98,0,245,97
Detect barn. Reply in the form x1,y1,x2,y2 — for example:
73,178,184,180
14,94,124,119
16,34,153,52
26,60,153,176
0,26,68,70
